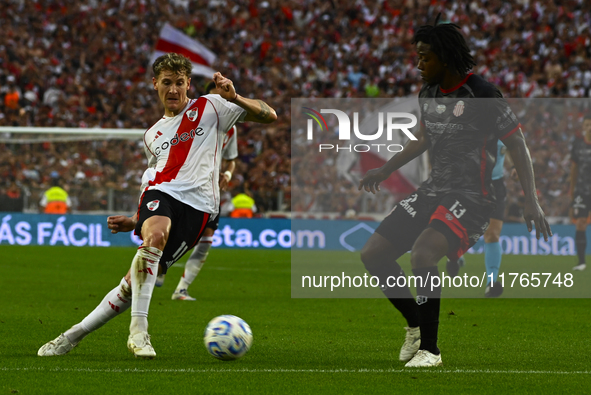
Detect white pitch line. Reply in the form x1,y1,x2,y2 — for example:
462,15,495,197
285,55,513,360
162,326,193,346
1,367,589,375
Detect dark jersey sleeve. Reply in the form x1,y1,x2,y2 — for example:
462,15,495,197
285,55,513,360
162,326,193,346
469,79,521,140
489,87,521,140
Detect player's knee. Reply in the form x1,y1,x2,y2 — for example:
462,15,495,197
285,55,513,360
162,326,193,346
484,230,500,243
575,218,588,231
360,244,385,272
360,246,375,270
143,230,168,250
410,248,439,269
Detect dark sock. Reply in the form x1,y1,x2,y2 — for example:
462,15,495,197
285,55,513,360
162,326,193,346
369,262,420,328
412,266,442,355
576,230,587,264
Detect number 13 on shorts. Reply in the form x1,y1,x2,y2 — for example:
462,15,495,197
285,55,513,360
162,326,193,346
449,200,466,218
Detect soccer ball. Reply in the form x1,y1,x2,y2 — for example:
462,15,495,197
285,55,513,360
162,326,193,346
203,315,253,361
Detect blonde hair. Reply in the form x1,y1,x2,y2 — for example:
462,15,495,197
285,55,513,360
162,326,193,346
152,53,192,79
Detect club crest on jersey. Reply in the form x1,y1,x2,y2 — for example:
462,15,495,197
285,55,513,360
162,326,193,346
453,100,465,117
147,200,160,211
436,104,446,114
186,108,199,122
423,103,428,112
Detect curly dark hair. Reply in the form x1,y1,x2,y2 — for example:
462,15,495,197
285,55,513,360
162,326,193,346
412,14,476,76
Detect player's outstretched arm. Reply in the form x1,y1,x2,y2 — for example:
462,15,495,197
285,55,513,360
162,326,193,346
503,129,552,241
358,124,429,194
212,72,277,124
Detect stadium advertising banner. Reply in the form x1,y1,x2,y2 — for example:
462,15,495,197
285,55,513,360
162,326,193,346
0,213,587,255
291,219,587,256
0,214,291,249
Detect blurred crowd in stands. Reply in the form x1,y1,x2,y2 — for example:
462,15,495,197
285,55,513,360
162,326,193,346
0,0,589,219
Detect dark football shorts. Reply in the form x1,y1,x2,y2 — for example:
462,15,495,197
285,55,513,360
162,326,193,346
490,178,506,221
135,190,210,274
375,189,494,261
572,193,591,219
205,203,221,231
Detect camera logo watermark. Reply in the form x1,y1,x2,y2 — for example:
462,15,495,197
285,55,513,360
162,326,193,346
302,107,417,152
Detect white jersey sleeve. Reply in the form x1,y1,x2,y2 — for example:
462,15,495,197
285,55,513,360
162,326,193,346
203,94,247,134
222,126,238,160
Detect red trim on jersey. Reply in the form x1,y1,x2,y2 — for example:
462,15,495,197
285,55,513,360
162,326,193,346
480,137,488,197
223,126,236,150
429,206,469,260
210,101,221,209
190,213,211,249
155,40,210,66
439,73,473,94
149,98,208,187
500,123,522,140
143,128,156,157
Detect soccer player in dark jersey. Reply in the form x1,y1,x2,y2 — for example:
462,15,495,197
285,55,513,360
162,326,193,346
570,116,591,271
358,18,551,367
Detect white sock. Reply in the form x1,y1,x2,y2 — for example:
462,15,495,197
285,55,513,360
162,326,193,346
176,237,212,291
130,246,162,336
65,277,132,344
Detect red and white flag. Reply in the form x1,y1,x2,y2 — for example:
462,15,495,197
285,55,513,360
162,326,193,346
151,23,217,78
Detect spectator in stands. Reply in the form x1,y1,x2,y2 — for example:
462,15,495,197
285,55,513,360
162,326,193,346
0,180,24,212
40,176,71,214
230,187,257,218
3,76,20,112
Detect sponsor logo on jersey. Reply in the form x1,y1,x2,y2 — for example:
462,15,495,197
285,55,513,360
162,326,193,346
436,104,446,114
453,100,464,117
147,200,160,211
153,128,204,155
186,108,199,122
424,120,464,134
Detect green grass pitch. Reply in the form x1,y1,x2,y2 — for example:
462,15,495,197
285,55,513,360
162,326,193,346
1,245,589,394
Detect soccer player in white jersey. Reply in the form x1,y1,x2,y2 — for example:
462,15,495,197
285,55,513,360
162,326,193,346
37,53,276,359
157,80,240,301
